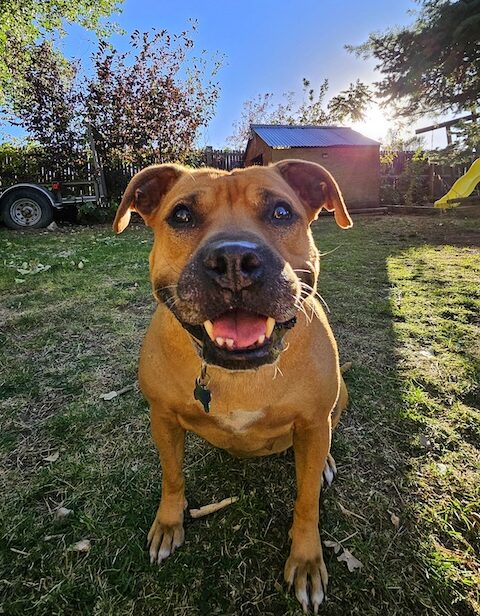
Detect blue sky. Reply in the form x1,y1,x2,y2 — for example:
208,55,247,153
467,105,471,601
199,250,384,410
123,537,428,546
14,0,450,147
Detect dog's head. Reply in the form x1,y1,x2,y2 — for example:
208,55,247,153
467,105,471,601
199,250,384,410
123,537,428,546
114,160,352,370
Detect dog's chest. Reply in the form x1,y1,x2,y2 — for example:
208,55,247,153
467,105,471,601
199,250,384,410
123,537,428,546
213,408,266,434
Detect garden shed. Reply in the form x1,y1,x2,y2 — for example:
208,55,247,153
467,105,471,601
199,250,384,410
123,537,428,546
244,124,380,208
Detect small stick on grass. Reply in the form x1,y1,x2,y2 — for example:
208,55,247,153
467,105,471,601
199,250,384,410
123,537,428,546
189,497,238,519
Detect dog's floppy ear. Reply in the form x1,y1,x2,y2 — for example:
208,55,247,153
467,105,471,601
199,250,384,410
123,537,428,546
275,159,352,229
113,164,184,233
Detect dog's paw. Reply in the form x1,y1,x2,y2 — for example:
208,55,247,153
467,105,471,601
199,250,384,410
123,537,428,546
147,517,184,565
284,538,328,613
321,452,337,489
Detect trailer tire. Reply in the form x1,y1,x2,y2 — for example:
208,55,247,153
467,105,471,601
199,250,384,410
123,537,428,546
1,188,54,229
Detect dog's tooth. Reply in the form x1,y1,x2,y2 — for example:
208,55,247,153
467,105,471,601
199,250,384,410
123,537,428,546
265,317,275,338
225,338,234,349
215,337,225,347
203,320,214,340
257,334,265,345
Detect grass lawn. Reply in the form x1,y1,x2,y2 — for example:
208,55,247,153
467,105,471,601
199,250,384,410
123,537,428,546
0,213,479,616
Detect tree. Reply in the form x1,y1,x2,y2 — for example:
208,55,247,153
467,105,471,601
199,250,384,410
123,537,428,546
2,40,82,174
349,0,480,118
296,79,330,124
327,80,373,123
227,78,372,149
2,24,221,191
85,26,221,166
0,0,122,103
227,91,297,149
381,125,425,157
83,26,221,196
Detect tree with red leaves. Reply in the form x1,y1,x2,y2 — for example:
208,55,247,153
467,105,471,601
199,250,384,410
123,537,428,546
84,25,221,166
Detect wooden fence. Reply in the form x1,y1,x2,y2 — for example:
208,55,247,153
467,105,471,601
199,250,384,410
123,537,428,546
0,147,475,205
203,147,244,170
0,148,245,188
380,150,475,203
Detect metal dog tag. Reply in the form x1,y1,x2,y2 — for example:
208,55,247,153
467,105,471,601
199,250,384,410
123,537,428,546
194,378,211,413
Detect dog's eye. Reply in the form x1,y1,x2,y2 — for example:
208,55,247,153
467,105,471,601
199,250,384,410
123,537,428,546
272,202,292,221
168,204,193,227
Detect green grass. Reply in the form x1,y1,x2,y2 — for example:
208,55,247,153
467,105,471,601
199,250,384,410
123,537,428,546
0,214,479,615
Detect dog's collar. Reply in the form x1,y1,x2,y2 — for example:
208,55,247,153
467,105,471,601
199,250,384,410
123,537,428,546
174,324,211,412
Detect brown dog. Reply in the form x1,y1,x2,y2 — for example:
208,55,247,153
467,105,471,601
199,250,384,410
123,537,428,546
113,160,351,613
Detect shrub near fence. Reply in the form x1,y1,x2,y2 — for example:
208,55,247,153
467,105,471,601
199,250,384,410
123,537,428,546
2,146,475,207
0,145,94,188
380,150,477,205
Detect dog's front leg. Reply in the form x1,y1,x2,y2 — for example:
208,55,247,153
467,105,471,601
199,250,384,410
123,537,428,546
285,419,331,613
147,407,186,565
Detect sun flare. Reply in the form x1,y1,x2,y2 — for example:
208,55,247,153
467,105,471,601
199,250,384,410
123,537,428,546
351,104,392,142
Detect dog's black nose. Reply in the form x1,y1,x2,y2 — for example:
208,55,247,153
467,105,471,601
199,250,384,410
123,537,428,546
202,239,264,291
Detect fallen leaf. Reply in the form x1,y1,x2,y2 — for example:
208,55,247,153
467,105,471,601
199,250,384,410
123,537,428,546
337,548,363,572
325,540,363,572
43,451,60,463
71,539,91,553
55,506,73,520
16,263,51,275
77,261,84,269
389,511,400,530
323,539,342,554
14,278,25,284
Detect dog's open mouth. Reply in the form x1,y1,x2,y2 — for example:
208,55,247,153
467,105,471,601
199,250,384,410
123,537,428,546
203,310,275,352
196,309,294,370
157,288,296,370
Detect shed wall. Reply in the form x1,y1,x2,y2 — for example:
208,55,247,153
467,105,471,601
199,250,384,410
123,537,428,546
244,135,273,166
270,146,380,207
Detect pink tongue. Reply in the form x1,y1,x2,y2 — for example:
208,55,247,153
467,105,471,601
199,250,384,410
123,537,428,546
212,310,267,349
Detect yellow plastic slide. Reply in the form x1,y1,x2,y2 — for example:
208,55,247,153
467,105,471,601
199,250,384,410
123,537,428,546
435,158,480,208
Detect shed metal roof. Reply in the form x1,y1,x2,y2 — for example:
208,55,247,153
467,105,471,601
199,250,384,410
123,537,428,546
251,124,380,148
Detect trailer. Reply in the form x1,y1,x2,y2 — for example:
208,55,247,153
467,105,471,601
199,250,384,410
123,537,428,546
0,125,107,229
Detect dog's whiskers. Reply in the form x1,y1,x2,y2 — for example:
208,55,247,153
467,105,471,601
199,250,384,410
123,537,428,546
164,294,180,309
293,295,313,325
272,363,284,380
300,282,330,314
318,245,342,258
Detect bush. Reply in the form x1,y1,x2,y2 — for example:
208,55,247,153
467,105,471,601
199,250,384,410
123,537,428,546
398,149,430,206
77,201,118,224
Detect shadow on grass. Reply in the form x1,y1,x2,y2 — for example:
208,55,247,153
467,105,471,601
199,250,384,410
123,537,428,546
315,214,479,616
